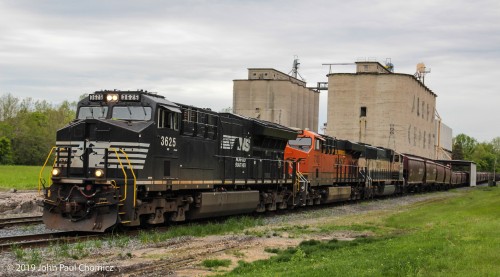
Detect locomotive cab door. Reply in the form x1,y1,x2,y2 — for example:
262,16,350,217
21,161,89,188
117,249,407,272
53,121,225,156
312,137,323,186
154,105,181,179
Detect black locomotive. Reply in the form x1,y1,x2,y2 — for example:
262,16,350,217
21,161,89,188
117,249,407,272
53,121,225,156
41,90,297,231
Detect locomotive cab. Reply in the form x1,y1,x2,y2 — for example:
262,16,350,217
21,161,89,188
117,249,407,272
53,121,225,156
42,90,181,231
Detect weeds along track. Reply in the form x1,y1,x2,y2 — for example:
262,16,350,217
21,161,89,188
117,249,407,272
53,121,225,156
0,215,43,229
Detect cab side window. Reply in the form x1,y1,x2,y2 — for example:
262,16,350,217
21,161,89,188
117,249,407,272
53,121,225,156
158,107,179,130
315,139,321,151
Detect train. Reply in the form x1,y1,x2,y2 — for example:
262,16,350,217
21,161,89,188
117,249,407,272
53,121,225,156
39,90,494,232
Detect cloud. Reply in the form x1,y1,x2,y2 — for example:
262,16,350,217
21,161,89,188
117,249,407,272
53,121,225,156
0,0,499,141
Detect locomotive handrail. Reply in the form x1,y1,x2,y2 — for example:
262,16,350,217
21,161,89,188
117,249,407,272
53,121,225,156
119,148,137,208
38,146,57,196
108,148,137,207
294,168,308,206
109,148,128,204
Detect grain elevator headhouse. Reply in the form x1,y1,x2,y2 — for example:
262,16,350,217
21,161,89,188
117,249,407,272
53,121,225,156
326,60,452,160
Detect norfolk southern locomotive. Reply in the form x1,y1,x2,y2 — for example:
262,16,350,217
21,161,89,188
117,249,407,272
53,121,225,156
41,90,297,231
41,90,493,232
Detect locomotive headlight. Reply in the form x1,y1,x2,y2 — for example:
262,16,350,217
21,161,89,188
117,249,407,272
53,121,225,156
106,94,119,102
51,168,61,177
95,169,105,178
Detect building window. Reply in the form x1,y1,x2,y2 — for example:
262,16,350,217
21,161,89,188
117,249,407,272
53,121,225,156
417,97,420,116
414,127,417,146
423,131,426,148
360,107,367,117
408,125,411,144
427,104,430,121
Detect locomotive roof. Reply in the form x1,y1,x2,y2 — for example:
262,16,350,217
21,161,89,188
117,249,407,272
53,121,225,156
81,90,296,140
82,90,181,110
336,140,365,153
222,112,298,140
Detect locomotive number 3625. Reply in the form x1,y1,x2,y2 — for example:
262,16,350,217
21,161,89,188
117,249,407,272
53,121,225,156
160,136,176,147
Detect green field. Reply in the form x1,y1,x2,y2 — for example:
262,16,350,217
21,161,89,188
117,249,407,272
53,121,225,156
0,165,44,190
225,187,500,277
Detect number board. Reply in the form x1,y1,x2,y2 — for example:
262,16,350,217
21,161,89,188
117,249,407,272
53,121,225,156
89,94,104,101
120,94,141,102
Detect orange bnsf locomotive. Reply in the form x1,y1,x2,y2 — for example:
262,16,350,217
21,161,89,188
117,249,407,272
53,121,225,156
285,129,404,204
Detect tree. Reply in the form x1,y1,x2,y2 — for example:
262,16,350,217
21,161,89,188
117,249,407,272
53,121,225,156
0,93,76,165
0,136,13,164
453,134,477,160
471,143,495,171
491,137,500,174
219,107,232,113
0,93,19,120
452,141,464,160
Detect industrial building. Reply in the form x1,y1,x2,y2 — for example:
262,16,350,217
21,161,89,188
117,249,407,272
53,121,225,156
233,68,319,132
326,61,452,160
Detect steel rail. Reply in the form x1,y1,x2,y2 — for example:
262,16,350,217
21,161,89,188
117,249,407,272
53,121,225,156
0,215,43,229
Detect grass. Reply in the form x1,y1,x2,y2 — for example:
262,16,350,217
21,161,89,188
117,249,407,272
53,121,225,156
10,245,43,265
138,216,263,244
202,259,232,268
224,187,500,277
0,165,42,190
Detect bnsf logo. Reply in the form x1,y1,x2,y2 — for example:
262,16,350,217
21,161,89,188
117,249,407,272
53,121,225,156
221,135,251,152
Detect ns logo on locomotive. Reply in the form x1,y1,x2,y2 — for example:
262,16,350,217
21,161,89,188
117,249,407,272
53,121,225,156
40,90,480,232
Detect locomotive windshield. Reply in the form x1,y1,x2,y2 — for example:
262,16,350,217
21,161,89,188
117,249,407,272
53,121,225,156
77,106,108,119
112,106,152,121
288,137,312,151
77,106,152,121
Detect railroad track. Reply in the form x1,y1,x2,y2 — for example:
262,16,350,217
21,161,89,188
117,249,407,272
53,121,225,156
0,215,43,229
0,231,101,252
109,235,255,276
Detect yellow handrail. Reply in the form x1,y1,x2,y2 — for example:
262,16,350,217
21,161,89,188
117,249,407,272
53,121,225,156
109,148,128,203
39,146,136,207
109,147,136,207
119,149,137,208
39,146,56,195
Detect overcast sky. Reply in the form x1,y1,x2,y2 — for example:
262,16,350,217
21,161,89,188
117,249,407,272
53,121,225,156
0,0,498,142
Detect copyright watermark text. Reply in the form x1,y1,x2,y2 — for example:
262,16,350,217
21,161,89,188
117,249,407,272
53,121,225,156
6,263,117,273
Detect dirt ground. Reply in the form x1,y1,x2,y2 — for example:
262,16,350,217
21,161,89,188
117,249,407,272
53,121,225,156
0,190,42,216
0,189,466,277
